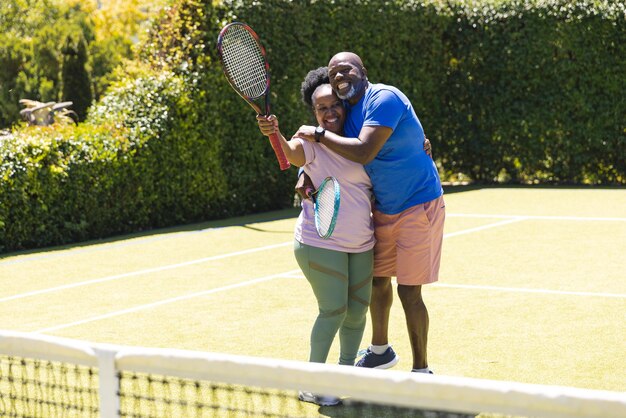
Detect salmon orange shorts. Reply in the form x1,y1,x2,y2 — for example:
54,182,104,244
372,195,446,286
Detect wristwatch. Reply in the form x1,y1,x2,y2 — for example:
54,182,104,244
314,126,326,143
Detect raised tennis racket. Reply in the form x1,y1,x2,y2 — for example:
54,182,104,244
217,22,290,171
306,177,340,239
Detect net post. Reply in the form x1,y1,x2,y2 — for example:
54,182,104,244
95,346,120,418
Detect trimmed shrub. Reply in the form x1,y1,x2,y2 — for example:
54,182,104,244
1,0,623,252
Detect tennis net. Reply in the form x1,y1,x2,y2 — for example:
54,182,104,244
1,330,624,418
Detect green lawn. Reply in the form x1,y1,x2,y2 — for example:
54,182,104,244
1,186,624,417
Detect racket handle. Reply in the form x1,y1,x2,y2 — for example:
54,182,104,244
268,133,291,171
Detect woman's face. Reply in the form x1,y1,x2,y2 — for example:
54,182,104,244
312,84,345,134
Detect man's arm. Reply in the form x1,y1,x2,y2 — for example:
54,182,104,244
293,125,392,165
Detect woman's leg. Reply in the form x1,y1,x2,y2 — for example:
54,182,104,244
294,240,349,364
339,249,373,365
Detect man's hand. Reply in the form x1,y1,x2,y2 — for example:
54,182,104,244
424,137,432,157
292,125,317,142
295,171,315,201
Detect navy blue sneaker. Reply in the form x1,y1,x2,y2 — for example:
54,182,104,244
355,346,399,369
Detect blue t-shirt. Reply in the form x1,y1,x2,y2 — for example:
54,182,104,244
344,83,443,214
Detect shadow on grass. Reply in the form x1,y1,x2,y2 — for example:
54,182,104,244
318,401,476,418
4,183,622,261
0,207,302,262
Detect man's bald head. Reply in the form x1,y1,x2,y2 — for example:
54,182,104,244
328,52,366,73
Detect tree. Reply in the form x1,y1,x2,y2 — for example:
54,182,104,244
33,26,62,102
61,34,93,122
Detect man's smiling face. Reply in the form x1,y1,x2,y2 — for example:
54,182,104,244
328,53,368,105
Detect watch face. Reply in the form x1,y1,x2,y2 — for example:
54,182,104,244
315,126,325,142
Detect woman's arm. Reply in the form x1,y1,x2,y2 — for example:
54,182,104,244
257,115,306,167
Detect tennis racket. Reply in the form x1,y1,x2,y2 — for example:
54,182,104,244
217,22,290,171
306,177,341,239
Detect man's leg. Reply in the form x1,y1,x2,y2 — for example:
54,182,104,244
397,284,428,370
355,275,398,368
394,196,445,371
355,209,400,369
369,276,393,345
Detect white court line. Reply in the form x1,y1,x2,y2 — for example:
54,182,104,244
4,211,621,267
2,212,621,268
2,218,520,303
0,242,292,303
31,216,622,333
432,283,626,299
30,219,525,333
34,270,301,334
286,272,626,299
448,213,626,222
0,227,227,267
443,217,526,238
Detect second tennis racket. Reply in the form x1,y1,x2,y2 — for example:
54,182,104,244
307,177,340,239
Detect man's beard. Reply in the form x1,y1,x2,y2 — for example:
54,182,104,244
337,84,358,101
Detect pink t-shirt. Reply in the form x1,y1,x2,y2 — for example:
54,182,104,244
294,139,375,253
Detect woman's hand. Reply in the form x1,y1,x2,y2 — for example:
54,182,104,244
295,171,315,201
256,114,279,137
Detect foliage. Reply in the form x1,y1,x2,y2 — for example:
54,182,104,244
0,68,208,251
61,34,93,122
0,0,623,252
436,0,625,184
0,123,130,251
0,1,91,127
0,59,294,252
139,0,297,214
213,0,624,185
89,0,165,99
0,0,161,129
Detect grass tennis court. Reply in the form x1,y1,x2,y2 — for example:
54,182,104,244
1,186,624,405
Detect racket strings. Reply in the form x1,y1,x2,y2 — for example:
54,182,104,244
220,26,267,98
315,182,339,237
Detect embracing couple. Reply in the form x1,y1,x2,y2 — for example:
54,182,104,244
257,52,445,406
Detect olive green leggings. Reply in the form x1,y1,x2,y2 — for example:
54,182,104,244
294,240,373,366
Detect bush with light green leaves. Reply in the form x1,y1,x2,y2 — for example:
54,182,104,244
1,0,623,253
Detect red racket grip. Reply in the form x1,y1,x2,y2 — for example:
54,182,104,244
268,132,290,170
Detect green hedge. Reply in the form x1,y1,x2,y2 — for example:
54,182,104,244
439,0,625,183
221,0,624,184
0,0,624,252
0,123,134,251
0,67,295,252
